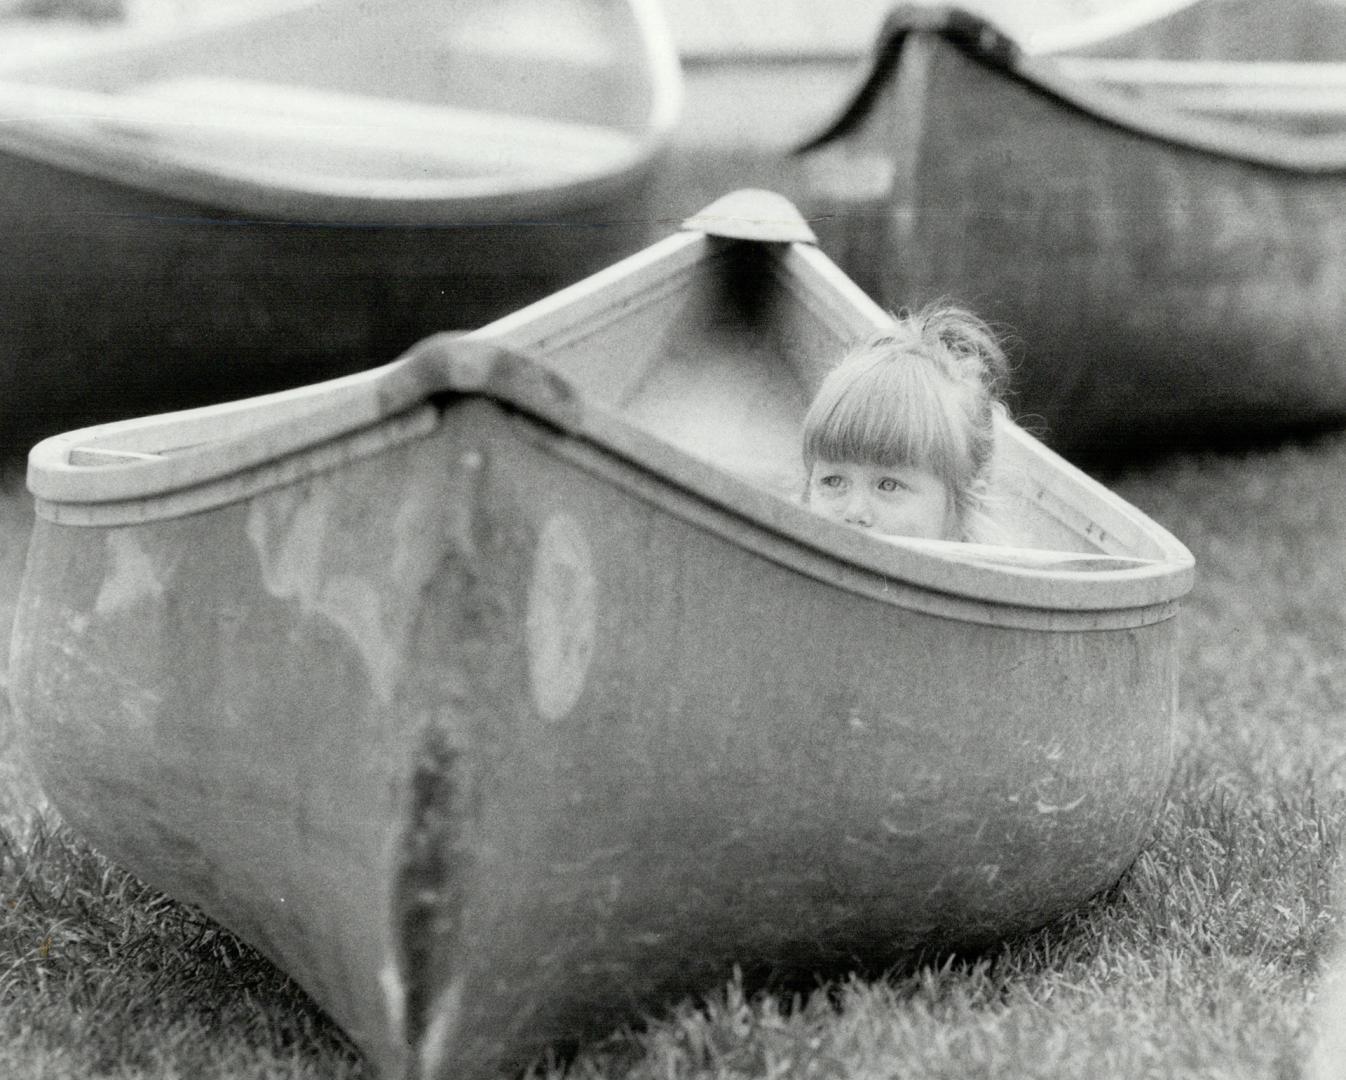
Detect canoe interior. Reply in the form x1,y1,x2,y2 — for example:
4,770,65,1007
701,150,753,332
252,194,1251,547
2,77,644,187
1059,0,1346,61
0,0,669,189
3,0,662,133
38,231,1185,570
1044,0,1346,134
471,238,1181,562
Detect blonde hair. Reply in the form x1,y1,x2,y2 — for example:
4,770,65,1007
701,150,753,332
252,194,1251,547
801,304,1010,544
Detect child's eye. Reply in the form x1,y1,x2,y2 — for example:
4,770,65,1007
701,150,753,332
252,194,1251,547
877,476,906,493
819,474,845,489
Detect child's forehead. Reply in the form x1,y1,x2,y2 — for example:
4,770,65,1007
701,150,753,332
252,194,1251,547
813,455,934,474
848,445,926,467
810,440,927,468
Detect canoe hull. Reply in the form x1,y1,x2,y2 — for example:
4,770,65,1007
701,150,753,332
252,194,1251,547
801,8,1346,460
12,398,1177,1077
901,42,1346,455
0,151,659,453
0,0,678,454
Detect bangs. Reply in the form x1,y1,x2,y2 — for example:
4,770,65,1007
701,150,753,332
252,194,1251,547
802,351,973,487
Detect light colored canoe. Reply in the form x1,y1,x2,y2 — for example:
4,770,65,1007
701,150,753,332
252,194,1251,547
798,1,1346,461
0,0,680,454
9,190,1194,1080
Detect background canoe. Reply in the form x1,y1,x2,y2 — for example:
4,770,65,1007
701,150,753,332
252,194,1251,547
9,190,1193,1079
0,0,680,454
797,3,1346,463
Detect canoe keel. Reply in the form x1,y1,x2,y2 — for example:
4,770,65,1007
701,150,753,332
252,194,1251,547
11,393,1178,1077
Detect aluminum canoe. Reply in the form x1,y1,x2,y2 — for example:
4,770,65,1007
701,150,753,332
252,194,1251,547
798,1,1346,462
0,0,681,453
9,190,1194,1080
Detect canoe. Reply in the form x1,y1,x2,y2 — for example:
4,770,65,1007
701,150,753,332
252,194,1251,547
0,0,680,454
8,190,1194,1079
797,1,1346,462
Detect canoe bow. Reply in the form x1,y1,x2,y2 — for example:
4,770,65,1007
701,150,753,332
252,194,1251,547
797,4,1346,172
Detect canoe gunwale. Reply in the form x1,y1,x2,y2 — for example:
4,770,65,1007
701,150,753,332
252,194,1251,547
34,403,443,530
26,204,1193,620
0,0,684,221
30,389,1187,630
798,4,1346,173
21,230,726,509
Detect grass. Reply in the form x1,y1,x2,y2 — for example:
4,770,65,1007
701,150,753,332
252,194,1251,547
1,454,336,1080
0,819,363,1079
2,429,1346,1079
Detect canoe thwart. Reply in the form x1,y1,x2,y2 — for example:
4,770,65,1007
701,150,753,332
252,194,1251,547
680,187,819,244
65,447,165,466
0,76,643,184
1049,57,1346,88
1044,57,1346,118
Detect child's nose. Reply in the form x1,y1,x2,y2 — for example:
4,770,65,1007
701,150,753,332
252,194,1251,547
844,491,873,527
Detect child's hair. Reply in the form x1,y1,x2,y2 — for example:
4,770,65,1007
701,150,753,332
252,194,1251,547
801,303,1011,544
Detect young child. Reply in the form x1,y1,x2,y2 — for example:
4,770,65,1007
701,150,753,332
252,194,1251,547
801,303,1010,545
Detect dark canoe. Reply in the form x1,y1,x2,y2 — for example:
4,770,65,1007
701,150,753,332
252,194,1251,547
797,2,1346,462
0,0,680,454
9,191,1193,1079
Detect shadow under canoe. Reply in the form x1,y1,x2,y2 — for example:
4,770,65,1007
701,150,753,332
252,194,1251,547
0,0,681,455
10,191,1193,1079
798,0,1346,463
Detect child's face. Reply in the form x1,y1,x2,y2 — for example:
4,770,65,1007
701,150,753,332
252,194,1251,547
806,459,955,540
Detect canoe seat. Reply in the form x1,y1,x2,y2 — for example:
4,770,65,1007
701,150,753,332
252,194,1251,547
1051,58,1346,120
1,75,641,183
67,447,164,466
